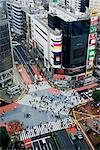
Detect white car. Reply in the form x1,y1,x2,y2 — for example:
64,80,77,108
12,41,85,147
42,139,46,144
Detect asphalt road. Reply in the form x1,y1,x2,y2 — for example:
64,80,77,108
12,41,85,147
30,136,56,150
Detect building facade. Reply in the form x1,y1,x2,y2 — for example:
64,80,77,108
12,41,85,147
57,0,89,12
7,0,24,36
86,15,98,77
49,4,95,79
31,14,62,72
0,0,13,88
30,3,97,79
48,13,90,77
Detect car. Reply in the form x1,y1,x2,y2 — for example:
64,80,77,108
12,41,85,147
88,89,93,93
77,129,83,139
42,139,46,144
88,93,92,97
70,132,76,141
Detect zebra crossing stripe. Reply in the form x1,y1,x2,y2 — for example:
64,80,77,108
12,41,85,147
24,138,32,148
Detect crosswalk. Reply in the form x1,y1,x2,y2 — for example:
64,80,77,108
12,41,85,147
28,81,51,93
19,118,72,141
17,80,85,141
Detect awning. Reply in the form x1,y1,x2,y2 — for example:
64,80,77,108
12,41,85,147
53,74,66,79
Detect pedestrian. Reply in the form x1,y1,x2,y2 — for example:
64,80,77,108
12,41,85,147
2,110,5,115
14,106,16,110
25,130,28,135
97,109,99,115
1,116,4,121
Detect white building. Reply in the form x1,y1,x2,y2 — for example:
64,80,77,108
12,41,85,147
49,2,88,21
7,0,24,35
12,2,23,35
6,1,12,27
53,0,89,13
31,14,62,71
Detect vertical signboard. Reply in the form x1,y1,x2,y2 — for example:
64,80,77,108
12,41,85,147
86,15,98,76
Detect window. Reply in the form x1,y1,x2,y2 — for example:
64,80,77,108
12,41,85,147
73,48,84,58
54,53,61,65
72,20,90,36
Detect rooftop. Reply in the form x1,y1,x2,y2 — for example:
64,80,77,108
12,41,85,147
49,3,90,22
34,14,62,36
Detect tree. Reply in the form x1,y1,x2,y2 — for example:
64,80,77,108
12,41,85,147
0,127,11,149
92,90,100,103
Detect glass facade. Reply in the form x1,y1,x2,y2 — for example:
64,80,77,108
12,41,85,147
80,0,89,12
0,0,13,73
48,14,90,69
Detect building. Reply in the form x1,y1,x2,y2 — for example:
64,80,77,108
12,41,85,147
30,3,97,79
7,0,24,36
86,15,98,77
49,4,92,79
94,17,100,77
31,14,62,72
56,0,89,12
21,1,48,48
0,0,13,88
89,0,100,16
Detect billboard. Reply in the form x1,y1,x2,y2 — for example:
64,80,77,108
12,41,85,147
90,26,97,33
86,16,98,76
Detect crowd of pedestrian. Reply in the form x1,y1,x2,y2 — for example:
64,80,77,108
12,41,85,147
19,117,72,141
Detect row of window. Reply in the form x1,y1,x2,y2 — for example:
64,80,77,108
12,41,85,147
35,29,47,41
13,22,23,30
0,24,8,31
12,5,21,10
48,15,90,36
0,42,11,52
13,19,23,25
35,24,47,36
12,11,22,18
0,30,9,39
0,37,10,46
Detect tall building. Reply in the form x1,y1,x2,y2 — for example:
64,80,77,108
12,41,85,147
89,0,100,16
48,5,90,78
49,4,97,79
0,0,13,88
31,14,62,72
7,0,24,36
59,0,89,12
30,4,94,79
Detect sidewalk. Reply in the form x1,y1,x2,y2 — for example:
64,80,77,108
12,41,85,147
19,118,71,141
17,64,32,85
0,102,20,114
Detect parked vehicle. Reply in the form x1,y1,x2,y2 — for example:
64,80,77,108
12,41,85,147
70,132,76,141
77,129,83,139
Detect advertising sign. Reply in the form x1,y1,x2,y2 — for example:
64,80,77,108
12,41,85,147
89,33,97,40
90,16,98,26
90,26,97,33
90,11,97,17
